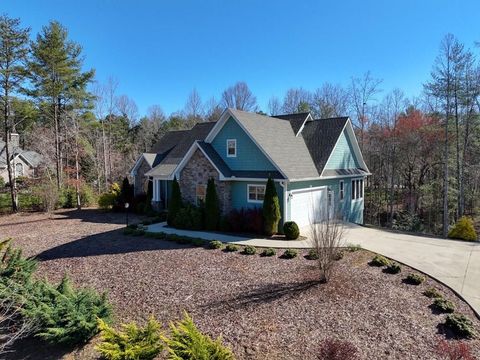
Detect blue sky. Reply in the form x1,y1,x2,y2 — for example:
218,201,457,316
3,0,480,117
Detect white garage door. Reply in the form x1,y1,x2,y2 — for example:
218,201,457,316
290,187,328,228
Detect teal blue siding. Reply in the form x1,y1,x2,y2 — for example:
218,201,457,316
287,177,364,224
324,129,360,170
211,117,277,171
230,180,284,224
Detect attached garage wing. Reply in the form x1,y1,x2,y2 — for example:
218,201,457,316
290,187,329,228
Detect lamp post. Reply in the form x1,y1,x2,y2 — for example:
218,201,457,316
125,202,130,226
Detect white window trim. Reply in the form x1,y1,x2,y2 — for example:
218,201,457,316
226,139,237,158
339,180,344,202
247,184,266,203
351,178,364,202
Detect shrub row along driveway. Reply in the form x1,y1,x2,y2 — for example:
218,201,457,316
0,209,479,359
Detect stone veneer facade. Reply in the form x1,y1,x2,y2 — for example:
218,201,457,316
179,149,231,214
134,158,151,196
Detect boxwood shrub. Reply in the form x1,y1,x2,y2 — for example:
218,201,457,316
283,221,300,240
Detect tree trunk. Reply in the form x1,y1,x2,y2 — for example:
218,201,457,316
3,89,17,213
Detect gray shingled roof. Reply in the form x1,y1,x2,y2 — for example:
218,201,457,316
230,109,319,179
322,168,369,177
299,117,349,175
146,122,215,177
0,140,42,168
272,112,310,134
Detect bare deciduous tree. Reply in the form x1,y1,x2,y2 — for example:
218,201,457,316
221,81,257,111
281,88,312,114
311,83,349,118
267,96,281,115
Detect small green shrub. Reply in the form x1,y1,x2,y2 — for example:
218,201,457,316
448,216,478,241
209,240,223,249
263,177,281,236
243,245,256,255
306,249,319,260
281,249,298,259
333,250,344,261
283,221,300,240
445,314,476,339
162,311,235,359
369,255,390,267
225,244,239,252
24,275,112,345
99,192,118,210
385,262,401,274
405,273,425,285
174,205,203,230
261,248,276,257
96,316,163,360
433,298,455,313
423,287,443,299
346,244,362,252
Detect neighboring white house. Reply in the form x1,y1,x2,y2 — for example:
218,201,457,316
0,133,42,183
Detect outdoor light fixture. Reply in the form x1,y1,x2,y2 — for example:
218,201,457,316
125,202,130,226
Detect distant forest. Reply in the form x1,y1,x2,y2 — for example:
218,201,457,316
1,15,479,236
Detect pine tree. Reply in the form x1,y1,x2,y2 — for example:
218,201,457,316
204,178,220,230
168,177,182,226
0,15,30,212
28,21,95,190
262,177,281,236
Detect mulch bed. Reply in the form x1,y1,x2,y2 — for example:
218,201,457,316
0,209,479,359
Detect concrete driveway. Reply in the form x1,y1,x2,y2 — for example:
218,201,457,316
147,221,480,315
340,223,480,316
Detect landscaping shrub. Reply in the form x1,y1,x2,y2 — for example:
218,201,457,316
369,255,390,267
24,275,113,345
333,250,344,261
448,216,478,241
433,298,455,313
80,183,97,207
192,239,205,247
96,316,163,360
317,338,359,360
306,249,319,260
225,244,239,252
261,248,276,257
119,177,134,206
445,314,476,339
243,245,257,255
281,249,298,259
283,221,300,240
0,239,37,284
392,211,423,232
263,177,281,236
385,262,401,274
226,208,263,234
209,240,223,249
436,339,475,360
99,192,117,210
59,186,77,208
162,311,235,360
424,287,443,299
168,177,182,226
404,273,425,285
205,178,220,231
174,204,203,230
346,244,362,252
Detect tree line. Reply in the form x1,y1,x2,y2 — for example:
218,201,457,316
1,14,479,236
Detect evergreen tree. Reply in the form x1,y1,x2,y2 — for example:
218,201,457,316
204,178,220,230
167,177,182,226
0,15,30,212
28,21,95,190
262,177,281,236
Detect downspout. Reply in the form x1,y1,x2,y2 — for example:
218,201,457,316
279,180,289,224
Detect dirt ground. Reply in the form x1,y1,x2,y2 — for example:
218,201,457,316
0,209,479,359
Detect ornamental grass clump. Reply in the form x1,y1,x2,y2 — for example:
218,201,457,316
162,311,235,360
96,316,163,360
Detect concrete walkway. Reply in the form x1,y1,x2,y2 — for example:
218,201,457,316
147,222,480,315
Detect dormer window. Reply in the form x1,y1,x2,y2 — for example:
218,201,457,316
227,139,236,157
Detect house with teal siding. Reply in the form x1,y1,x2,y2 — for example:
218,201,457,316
131,108,370,230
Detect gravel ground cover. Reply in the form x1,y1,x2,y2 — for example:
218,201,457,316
0,209,479,359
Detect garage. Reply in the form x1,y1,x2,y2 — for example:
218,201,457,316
289,187,328,227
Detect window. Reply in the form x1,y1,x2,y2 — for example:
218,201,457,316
196,184,206,205
351,179,364,200
227,139,236,157
339,180,344,201
15,162,23,177
247,184,265,203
